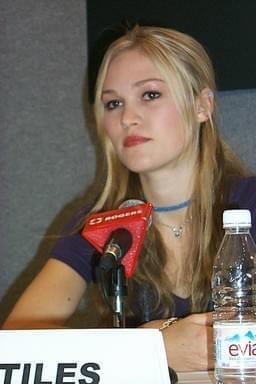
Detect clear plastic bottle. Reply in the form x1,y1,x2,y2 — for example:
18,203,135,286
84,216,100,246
212,209,256,384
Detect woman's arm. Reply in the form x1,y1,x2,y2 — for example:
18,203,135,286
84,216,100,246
140,312,214,372
2,259,87,329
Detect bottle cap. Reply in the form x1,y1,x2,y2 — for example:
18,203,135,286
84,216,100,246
223,209,251,228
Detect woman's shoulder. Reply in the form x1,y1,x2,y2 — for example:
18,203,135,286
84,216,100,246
232,175,256,188
49,204,99,283
229,175,256,206
228,175,256,238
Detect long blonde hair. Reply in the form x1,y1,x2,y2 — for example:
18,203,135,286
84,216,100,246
87,25,248,319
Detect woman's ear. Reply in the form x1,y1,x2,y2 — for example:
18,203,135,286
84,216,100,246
196,88,214,123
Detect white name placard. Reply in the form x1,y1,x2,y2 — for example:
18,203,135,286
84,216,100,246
0,328,170,384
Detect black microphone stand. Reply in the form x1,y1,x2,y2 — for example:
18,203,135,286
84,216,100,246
98,228,132,328
109,263,127,328
98,262,128,328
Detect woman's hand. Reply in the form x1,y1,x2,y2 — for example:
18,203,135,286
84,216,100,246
140,312,214,372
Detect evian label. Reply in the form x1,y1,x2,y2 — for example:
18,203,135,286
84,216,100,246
214,322,256,368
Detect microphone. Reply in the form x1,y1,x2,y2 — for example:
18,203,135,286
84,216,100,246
99,228,132,272
81,200,152,278
119,199,152,227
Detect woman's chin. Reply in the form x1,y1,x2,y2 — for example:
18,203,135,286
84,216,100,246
124,162,154,175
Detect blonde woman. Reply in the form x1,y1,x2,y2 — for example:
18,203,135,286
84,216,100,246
3,25,255,372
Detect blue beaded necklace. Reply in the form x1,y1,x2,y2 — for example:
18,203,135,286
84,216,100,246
153,198,191,213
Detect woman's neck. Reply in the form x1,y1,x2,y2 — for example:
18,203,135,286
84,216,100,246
140,157,196,209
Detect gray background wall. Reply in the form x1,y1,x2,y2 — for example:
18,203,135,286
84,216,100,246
0,1,255,326
0,0,94,324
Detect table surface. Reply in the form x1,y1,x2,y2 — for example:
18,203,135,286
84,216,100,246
178,371,214,384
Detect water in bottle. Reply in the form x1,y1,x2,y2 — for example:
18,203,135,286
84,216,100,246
212,209,256,383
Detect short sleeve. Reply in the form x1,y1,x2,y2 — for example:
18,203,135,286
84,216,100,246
229,176,256,241
50,232,98,283
50,207,100,283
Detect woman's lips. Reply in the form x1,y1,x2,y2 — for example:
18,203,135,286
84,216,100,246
123,135,151,148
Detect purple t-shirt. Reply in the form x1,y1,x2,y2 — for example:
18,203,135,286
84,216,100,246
51,176,256,323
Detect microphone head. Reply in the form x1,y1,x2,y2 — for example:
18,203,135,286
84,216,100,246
81,202,152,278
104,228,133,256
100,228,133,272
119,199,145,208
119,199,152,228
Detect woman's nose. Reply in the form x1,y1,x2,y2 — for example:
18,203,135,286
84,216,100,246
120,104,140,129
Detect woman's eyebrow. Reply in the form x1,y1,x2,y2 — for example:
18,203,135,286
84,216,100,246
102,78,165,96
101,89,116,96
133,78,165,87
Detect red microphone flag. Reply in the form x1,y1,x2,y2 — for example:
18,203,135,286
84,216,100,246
81,203,152,278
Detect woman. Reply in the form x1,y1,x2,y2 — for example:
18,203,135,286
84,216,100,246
3,25,255,372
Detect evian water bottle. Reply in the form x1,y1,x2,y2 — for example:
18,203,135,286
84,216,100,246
212,209,256,383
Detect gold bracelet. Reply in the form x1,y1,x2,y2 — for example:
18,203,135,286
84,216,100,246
159,317,179,331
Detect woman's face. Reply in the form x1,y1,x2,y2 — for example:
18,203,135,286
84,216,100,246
100,48,187,175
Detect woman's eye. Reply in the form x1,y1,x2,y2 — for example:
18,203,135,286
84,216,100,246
143,91,161,100
104,99,122,111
